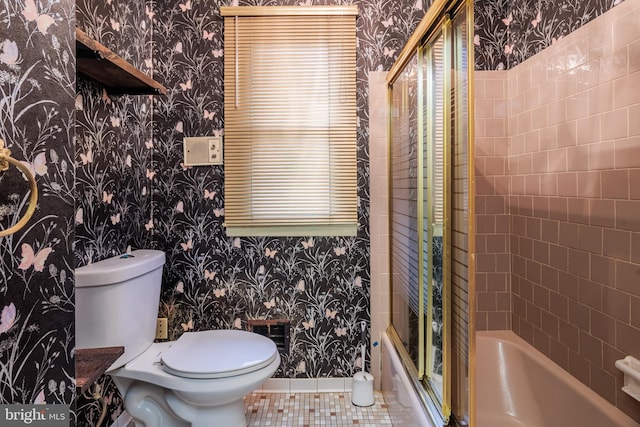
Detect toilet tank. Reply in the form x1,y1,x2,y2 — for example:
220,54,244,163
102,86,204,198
75,250,166,370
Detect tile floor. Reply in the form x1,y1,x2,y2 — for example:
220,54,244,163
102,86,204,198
245,392,393,426
126,392,393,426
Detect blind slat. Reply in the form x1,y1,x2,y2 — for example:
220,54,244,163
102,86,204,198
223,9,357,236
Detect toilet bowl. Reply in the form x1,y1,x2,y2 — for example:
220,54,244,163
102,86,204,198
75,250,280,427
111,330,280,427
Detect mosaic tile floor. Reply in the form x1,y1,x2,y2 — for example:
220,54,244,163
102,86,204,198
126,392,392,426
244,392,393,426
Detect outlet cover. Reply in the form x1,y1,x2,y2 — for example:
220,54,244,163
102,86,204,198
183,136,223,166
156,318,168,340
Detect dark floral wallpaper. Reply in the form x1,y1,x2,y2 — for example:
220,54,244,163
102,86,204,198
0,0,629,425
73,0,429,424
75,1,155,425
151,0,429,384
0,0,76,421
75,0,154,266
474,0,627,70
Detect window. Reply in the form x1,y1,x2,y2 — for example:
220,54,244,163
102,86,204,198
221,6,358,237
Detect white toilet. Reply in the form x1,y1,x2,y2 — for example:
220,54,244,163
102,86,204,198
75,250,280,427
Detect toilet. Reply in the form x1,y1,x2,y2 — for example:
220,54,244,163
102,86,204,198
75,250,280,427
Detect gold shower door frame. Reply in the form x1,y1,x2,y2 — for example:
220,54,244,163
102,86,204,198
386,0,475,425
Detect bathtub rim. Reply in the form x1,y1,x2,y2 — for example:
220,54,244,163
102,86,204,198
477,330,640,427
382,329,445,426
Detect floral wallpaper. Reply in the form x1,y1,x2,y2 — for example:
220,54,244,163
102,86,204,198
75,1,155,425
73,0,429,424
0,0,628,425
0,0,76,420
431,237,443,375
474,0,627,70
151,0,429,379
75,0,154,266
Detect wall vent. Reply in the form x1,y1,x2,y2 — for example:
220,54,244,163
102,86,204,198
248,319,290,355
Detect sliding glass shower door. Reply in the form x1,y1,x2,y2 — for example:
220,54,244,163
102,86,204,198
388,0,474,425
423,27,446,404
390,54,421,372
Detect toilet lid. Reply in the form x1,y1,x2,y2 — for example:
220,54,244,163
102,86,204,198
160,330,278,379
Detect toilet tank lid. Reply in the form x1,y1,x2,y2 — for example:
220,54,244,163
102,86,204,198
75,250,166,287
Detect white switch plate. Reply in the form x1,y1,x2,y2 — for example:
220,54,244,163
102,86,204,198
183,136,223,166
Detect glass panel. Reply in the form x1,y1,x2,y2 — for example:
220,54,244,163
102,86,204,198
387,3,472,423
390,54,421,370
423,30,445,403
450,7,471,426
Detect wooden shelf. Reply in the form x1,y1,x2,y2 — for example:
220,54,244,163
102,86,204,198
76,28,166,95
76,346,124,393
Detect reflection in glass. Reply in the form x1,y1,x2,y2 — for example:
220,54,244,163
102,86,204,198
423,30,445,402
388,1,472,424
390,55,421,370
450,8,470,425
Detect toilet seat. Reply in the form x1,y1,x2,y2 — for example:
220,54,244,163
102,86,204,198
161,330,278,379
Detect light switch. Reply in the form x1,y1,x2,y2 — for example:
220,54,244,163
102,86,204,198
183,136,223,166
208,138,222,163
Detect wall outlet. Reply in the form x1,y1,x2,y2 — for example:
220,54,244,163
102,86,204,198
156,317,168,340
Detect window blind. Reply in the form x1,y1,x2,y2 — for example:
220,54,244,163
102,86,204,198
221,6,358,237
429,35,445,235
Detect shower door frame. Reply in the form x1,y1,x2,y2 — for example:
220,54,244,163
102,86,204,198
386,0,475,425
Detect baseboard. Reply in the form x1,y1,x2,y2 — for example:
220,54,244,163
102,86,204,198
259,377,357,393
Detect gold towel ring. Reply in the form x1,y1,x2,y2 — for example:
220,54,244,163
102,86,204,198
0,138,38,237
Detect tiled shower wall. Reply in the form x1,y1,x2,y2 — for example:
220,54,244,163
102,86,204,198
476,0,640,420
369,71,391,390
475,71,511,330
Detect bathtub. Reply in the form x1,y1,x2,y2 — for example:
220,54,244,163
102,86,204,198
477,331,640,427
381,332,436,427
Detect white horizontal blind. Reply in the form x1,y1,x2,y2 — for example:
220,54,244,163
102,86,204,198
222,7,358,236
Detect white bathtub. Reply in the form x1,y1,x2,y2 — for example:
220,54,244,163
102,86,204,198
381,332,435,427
477,331,640,427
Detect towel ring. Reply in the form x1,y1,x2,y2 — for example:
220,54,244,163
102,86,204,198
0,138,38,237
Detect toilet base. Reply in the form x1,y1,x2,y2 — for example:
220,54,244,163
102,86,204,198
121,382,248,427
123,382,189,427
110,345,281,427
166,390,246,427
